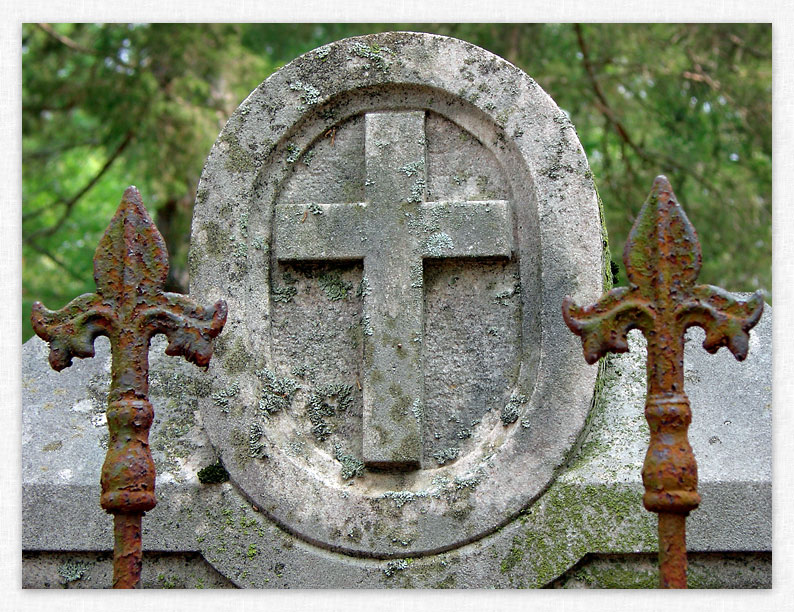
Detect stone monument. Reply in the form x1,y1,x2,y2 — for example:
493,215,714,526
22,32,771,588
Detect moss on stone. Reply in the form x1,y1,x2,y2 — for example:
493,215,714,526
501,481,657,587
220,132,255,173
223,338,253,375
500,536,525,573
203,221,226,257
198,461,230,484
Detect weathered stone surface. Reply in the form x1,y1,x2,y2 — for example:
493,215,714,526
21,304,772,587
190,31,603,559
21,32,771,589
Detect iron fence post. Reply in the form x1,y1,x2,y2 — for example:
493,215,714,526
31,186,227,588
563,175,763,588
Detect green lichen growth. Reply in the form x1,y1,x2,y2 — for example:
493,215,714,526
356,276,371,297
247,544,259,559
212,381,239,413
333,443,364,480
58,560,90,584
203,221,227,257
288,80,321,105
424,232,454,256
499,481,657,587
248,422,267,459
399,160,424,177
149,394,197,468
272,269,298,303
475,174,499,199
588,170,614,292
408,177,426,203
232,239,248,261
451,171,470,186
380,489,430,508
501,394,527,425
256,367,299,415
494,283,521,306
285,143,301,163
432,446,460,466
306,383,353,441
223,338,253,375
318,272,352,301
291,365,310,378
411,399,422,423
383,559,410,577
197,461,230,484
351,41,394,71
434,574,456,589
561,557,657,589
42,440,62,452
272,284,297,303
495,109,511,127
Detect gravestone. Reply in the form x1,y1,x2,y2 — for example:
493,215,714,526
22,32,772,588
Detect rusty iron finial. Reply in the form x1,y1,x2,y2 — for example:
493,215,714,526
562,176,763,588
31,186,227,588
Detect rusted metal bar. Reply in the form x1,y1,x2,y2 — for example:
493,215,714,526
562,175,763,588
31,186,227,588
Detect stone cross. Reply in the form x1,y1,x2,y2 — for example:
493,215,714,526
30,187,227,587
275,110,513,469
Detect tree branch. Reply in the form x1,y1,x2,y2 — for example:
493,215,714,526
573,23,723,197
24,131,134,242
25,239,86,283
35,23,134,69
36,22,95,55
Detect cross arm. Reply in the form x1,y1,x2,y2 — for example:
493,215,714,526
274,202,368,261
676,285,764,360
419,201,513,258
137,294,228,368
562,287,655,364
31,293,117,371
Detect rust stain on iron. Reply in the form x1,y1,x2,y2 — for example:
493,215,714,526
562,175,763,588
31,186,228,589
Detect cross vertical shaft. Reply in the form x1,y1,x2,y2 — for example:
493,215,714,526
31,187,227,588
562,176,763,588
361,111,426,469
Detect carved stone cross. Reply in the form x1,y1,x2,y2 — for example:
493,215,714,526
562,176,763,588
31,187,227,588
275,110,513,469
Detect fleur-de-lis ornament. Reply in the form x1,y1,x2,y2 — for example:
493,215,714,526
31,187,227,588
563,176,763,588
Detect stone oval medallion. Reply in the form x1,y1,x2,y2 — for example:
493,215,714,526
191,32,603,558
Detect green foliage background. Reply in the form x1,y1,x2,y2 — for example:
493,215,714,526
22,23,771,341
